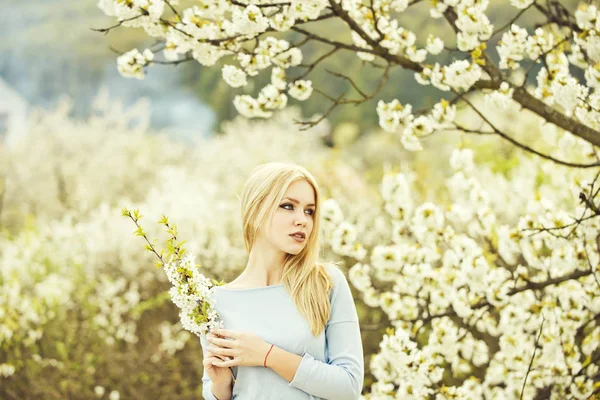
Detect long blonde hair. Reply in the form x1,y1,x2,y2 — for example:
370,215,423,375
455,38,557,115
240,162,333,336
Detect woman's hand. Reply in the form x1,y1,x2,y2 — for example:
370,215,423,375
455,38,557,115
202,345,234,386
207,328,272,368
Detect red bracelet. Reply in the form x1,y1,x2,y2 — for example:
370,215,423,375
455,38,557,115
263,344,274,368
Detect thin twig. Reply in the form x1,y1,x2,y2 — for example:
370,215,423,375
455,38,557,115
520,316,545,400
492,1,537,38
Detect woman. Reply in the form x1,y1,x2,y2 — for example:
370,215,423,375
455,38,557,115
199,162,364,400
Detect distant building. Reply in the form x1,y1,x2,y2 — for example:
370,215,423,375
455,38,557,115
0,78,28,147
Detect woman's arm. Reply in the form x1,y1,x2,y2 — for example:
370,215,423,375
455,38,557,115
264,346,303,382
208,267,364,399
210,382,233,400
271,267,364,400
200,333,234,400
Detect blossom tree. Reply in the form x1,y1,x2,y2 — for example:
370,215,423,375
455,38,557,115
95,0,599,152
320,142,600,398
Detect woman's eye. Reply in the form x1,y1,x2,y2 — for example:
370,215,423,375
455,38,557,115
281,204,315,216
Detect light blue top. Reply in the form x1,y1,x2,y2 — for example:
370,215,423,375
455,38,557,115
199,265,364,400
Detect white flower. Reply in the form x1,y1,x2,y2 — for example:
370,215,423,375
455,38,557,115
0,363,15,377
391,0,409,12
430,64,451,91
232,5,269,35
455,2,493,45
109,390,120,400
321,198,344,226
457,32,481,51
569,44,589,69
450,148,475,172
485,81,515,109
233,95,272,118
430,1,448,18
431,99,456,126
400,132,423,151
288,80,313,101
98,0,165,21
585,64,600,89
575,4,598,30
444,60,482,91
221,65,248,88
272,48,303,68
553,75,589,116
289,0,328,21
116,48,154,80
497,24,529,70
269,11,296,32
575,32,600,63
426,35,444,55
377,99,413,132
526,27,555,60
405,115,435,137
271,67,287,90
258,84,287,110
94,386,106,397
510,0,535,9
570,376,594,399
191,43,228,67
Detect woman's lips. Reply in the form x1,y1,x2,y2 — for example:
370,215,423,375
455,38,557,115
289,234,305,242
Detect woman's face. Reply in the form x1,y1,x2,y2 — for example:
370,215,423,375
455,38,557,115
266,179,316,255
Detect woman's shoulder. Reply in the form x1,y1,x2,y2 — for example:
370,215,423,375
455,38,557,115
322,263,349,291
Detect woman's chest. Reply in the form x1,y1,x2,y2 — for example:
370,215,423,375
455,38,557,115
215,292,325,357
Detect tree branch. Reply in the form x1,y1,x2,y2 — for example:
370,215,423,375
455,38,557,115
455,95,600,169
520,316,545,400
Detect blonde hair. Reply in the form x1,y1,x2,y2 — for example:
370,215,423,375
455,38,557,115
240,162,333,336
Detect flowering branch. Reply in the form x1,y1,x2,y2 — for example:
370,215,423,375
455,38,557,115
96,0,600,151
519,316,545,400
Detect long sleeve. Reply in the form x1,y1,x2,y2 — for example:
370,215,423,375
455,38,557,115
288,267,364,400
200,333,218,400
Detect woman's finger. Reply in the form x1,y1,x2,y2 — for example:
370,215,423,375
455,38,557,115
206,350,230,363
203,354,231,368
211,357,237,368
208,336,235,348
209,346,235,357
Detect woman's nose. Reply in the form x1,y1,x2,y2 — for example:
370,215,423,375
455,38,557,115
295,213,307,225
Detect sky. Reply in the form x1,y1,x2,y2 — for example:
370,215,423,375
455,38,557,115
0,0,216,140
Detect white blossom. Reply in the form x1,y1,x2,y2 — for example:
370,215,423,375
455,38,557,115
94,386,105,397
376,99,413,132
486,81,515,109
116,48,154,80
497,24,529,70
444,60,482,91
426,35,444,55
221,65,248,88
510,0,535,9
288,80,313,101
0,363,15,377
